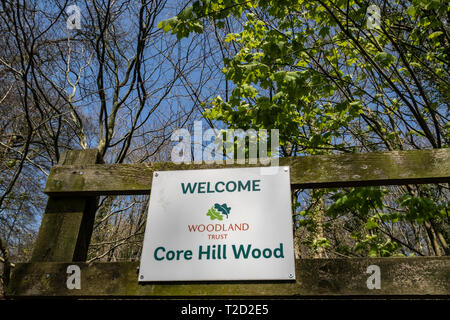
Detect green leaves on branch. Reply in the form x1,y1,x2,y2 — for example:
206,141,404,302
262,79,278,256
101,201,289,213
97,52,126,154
327,187,388,218
354,234,401,257
327,187,446,226
398,194,447,224
374,52,396,68
325,186,447,256
157,16,203,39
157,0,256,39
159,0,448,256
159,0,448,152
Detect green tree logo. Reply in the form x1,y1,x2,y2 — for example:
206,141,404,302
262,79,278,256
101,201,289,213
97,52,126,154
206,203,231,221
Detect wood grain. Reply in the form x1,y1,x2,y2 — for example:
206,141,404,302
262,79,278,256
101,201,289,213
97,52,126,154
44,148,450,196
6,257,449,297
31,150,100,262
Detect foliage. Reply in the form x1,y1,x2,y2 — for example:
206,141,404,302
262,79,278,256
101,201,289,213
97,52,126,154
160,0,449,257
161,0,448,151
207,207,224,220
214,203,232,218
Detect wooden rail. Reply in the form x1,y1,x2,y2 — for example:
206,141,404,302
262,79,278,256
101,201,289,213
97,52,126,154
44,149,450,196
7,258,449,297
5,148,450,298
44,149,450,197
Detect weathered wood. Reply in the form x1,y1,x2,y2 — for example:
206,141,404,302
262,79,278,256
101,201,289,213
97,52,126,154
31,149,101,262
58,148,102,166
6,257,449,298
15,149,450,299
44,148,450,196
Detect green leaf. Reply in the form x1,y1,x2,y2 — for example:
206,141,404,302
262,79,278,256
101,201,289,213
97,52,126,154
207,207,223,221
180,6,193,20
365,219,378,230
374,52,395,67
406,5,416,17
158,17,178,33
214,203,231,218
428,31,443,40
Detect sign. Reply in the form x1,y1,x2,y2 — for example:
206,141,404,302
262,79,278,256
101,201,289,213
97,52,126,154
138,167,296,281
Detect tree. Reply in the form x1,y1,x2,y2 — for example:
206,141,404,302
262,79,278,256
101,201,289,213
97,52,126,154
0,0,221,267
159,0,449,257
0,0,72,266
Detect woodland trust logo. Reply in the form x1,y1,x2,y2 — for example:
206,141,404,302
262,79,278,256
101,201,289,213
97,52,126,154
188,203,249,240
207,203,231,221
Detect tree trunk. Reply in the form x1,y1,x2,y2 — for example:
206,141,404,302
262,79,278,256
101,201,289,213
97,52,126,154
424,220,442,256
311,190,327,258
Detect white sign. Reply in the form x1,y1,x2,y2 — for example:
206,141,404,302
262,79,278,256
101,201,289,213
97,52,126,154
138,166,296,281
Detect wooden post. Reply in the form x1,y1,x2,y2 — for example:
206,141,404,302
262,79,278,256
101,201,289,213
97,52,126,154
30,149,101,262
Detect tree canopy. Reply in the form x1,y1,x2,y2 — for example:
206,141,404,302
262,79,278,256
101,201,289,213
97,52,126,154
160,0,449,257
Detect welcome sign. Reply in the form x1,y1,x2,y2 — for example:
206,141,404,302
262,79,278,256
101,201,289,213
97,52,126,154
138,167,296,281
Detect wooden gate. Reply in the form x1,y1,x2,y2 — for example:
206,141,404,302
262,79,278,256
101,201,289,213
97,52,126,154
5,148,450,298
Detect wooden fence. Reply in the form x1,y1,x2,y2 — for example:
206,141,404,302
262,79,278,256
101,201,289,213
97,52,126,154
5,148,450,298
